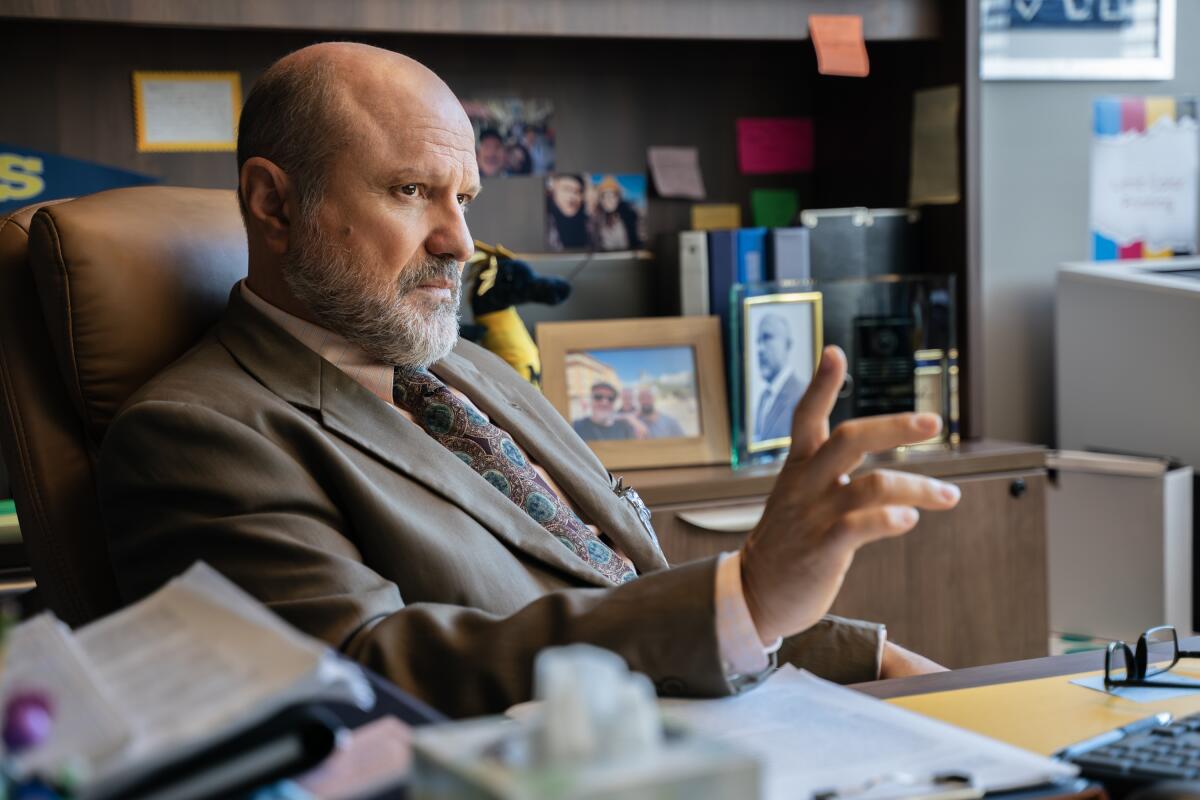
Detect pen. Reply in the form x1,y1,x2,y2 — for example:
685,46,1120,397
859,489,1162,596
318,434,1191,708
1053,712,1172,760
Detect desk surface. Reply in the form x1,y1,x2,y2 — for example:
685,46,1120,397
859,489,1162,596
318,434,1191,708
852,638,1192,699
851,636,1200,756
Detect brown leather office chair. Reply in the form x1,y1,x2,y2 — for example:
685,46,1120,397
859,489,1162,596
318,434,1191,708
0,186,248,627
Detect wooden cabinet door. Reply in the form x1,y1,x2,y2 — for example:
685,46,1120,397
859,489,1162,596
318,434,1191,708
648,469,1048,669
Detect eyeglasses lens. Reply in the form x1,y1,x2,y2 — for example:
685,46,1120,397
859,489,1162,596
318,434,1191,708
1141,626,1180,678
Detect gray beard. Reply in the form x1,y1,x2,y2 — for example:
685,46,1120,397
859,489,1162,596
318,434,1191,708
283,219,462,370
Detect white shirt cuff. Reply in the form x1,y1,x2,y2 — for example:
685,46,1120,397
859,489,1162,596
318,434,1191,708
715,551,782,678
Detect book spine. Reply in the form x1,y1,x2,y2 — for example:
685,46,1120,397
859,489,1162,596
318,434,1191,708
679,231,710,316
771,228,811,282
736,228,767,284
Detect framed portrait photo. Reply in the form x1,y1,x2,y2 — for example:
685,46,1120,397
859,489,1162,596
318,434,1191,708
536,317,731,470
980,0,1176,81
733,289,823,464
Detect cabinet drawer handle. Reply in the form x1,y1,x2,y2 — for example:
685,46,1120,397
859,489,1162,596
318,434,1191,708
676,504,765,533
1010,478,1026,498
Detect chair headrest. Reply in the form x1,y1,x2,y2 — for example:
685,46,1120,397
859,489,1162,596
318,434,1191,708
27,186,248,446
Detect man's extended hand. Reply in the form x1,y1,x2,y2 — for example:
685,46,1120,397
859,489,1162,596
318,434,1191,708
739,345,961,644
880,641,947,679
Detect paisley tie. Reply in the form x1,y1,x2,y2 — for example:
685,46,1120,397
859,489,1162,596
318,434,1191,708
393,367,637,585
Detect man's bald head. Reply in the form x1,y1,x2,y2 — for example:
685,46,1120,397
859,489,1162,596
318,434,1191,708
236,42,465,221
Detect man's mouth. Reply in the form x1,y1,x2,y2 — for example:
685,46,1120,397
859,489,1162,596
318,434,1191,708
414,279,457,298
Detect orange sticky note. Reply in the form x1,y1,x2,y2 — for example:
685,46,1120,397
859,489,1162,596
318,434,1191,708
809,15,870,78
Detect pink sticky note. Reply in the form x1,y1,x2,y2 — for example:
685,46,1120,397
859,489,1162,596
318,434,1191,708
809,15,870,78
736,117,814,175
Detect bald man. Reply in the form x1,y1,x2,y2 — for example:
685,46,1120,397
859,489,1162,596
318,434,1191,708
755,313,807,444
99,43,958,718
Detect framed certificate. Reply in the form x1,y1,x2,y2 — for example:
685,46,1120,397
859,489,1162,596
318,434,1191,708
132,71,242,152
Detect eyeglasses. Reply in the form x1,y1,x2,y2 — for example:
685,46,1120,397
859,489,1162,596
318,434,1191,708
1104,626,1200,689
591,393,616,403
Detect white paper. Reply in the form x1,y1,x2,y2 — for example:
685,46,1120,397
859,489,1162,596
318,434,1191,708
648,147,706,199
660,666,1076,800
1,615,131,777
138,76,237,147
2,563,371,797
1091,114,1199,251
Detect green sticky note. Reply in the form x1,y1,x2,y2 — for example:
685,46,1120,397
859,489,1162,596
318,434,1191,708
750,188,799,227
0,500,14,516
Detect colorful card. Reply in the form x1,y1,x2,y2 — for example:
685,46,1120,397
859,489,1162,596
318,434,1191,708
750,188,800,227
1090,96,1198,260
809,15,870,78
647,146,706,200
736,118,814,175
690,203,742,231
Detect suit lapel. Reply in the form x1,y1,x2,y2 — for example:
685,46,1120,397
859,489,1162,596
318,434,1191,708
217,291,615,588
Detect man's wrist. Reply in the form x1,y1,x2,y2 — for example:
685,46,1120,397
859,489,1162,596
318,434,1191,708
715,552,780,681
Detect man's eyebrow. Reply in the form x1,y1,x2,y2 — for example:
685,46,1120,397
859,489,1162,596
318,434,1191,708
464,183,483,198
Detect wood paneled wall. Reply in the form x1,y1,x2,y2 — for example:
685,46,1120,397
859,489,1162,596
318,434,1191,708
1,20,953,253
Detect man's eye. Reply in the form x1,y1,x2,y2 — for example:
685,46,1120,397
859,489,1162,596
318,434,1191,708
398,184,419,196
456,194,472,207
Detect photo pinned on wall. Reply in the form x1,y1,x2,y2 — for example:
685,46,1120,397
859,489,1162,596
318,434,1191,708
537,317,730,470
462,98,555,178
544,173,647,252
731,286,823,467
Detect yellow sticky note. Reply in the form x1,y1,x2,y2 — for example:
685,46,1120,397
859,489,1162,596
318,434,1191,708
691,203,742,231
809,15,870,78
909,85,961,206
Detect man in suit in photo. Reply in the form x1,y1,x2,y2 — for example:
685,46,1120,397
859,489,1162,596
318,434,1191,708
100,42,959,718
754,313,808,444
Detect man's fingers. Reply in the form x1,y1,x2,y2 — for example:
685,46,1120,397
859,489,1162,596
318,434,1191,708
837,468,961,515
786,345,846,462
830,505,920,548
808,412,942,480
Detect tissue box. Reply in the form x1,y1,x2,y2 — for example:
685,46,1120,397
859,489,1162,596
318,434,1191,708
410,716,759,800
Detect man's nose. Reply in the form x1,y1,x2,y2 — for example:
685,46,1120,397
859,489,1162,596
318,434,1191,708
425,199,475,263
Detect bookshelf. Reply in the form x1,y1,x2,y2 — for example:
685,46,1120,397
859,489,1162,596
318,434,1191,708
0,0,978,433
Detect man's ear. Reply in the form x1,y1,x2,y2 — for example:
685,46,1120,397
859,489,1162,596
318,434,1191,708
239,157,295,255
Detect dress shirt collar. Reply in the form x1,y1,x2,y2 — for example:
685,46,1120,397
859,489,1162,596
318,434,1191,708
239,281,397,405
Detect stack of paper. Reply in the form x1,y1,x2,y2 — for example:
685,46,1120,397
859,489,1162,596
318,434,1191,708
0,562,372,797
661,666,1077,800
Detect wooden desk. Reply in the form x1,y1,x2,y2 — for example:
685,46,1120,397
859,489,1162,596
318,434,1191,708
853,638,1195,699
850,637,1200,757
625,440,1050,669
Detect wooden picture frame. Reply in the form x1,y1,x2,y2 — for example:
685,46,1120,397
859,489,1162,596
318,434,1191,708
537,316,730,470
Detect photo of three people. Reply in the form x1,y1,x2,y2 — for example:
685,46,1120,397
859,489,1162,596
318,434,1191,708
565,346,700,442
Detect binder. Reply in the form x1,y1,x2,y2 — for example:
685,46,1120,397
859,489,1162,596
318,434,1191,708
707,229,739,354
768,227,811,282
736,227,768,284
679,230,710,316
95,703,340,800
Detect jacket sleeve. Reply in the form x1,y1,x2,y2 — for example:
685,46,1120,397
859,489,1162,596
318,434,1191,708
99,399,732,718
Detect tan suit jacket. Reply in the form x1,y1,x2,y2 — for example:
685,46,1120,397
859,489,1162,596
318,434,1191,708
99,289,882,718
